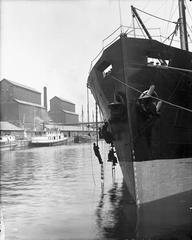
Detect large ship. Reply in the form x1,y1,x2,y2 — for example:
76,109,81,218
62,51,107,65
88,0,192,205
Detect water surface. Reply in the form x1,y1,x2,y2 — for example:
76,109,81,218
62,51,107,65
1,142,191,240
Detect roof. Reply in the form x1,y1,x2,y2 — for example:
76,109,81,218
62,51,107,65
49,109,78,116
51,96,75,105
44,123,82,131
14,98,45,108
0,121,24,131
1,78,41,94
62,109,78,116
51,125,82,131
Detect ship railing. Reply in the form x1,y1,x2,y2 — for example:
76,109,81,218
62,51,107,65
89,25,162,73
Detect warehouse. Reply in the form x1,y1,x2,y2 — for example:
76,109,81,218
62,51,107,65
0,79,50,130
49,96,79,124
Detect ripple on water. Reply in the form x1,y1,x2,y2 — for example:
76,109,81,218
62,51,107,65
1,143,192,240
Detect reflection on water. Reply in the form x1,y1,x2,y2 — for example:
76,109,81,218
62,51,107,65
95,181,136,240
96,180,192,240
1,143,192,240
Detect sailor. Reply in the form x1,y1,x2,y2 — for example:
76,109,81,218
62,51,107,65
93,143,103,164
108,149,114,162
112,155,117,166
101,122,114,144
108,148,117,166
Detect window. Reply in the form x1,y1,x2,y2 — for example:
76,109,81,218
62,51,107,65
103,64,112,77
147,57,169,66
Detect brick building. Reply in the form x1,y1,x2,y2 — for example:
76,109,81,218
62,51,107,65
48,96,79,124
0,79,50,130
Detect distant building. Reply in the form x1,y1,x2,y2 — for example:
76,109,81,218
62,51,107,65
49,96,79,124
0,79,50,129
0,121,24,139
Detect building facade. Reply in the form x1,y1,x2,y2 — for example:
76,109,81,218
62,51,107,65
0,79,41,104
0,79,49,130
49,96,79,124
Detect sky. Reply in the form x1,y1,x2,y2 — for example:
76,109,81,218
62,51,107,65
1,0,192,121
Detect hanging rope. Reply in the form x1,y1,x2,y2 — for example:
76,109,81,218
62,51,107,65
163,19,180,46
149,64,192,74
95,102,99,145
134,7,177,24
87,85,90,132
101,163,104,184
89,143,96,186
110,75,192,114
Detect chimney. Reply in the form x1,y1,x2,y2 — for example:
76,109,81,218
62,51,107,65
43,86,47,110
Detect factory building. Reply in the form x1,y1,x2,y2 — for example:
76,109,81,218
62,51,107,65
0,79,50,130
49,96,79,124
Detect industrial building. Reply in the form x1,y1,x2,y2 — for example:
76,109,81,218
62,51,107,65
48,96,79,124
0,79,50,130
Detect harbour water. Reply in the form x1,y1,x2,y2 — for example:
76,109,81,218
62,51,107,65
1,142,192,240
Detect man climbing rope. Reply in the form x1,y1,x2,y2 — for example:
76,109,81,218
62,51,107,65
108,148,117,166
93,143,103,164
101,122,114,144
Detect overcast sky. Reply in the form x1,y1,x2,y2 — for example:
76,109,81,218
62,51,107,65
1,0,192,120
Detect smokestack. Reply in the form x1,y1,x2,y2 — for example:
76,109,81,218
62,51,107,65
43,86,47,110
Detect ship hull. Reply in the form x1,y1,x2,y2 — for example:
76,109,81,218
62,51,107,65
136,189,192,238
122,185,192,239
0,135,17,151
134,158,191,204
116,139,192,204
0,143,17,151
88,35,192,204
29,139,68,147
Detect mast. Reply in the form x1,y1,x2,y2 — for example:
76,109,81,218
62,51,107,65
81,105,84,131
178,0,188,51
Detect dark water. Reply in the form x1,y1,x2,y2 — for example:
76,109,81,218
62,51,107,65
1,142,192,240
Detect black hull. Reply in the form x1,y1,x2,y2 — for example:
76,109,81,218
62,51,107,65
136,189,192,239
111,182,192,239
88,36,192,204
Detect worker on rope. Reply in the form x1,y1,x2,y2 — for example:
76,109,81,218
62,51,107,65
93,143,103,164
108,147,117,166
100,122,114,144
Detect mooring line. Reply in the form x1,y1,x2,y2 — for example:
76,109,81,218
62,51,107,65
111,75,192,113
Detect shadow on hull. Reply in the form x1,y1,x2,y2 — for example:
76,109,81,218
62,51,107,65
96,181,192,240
